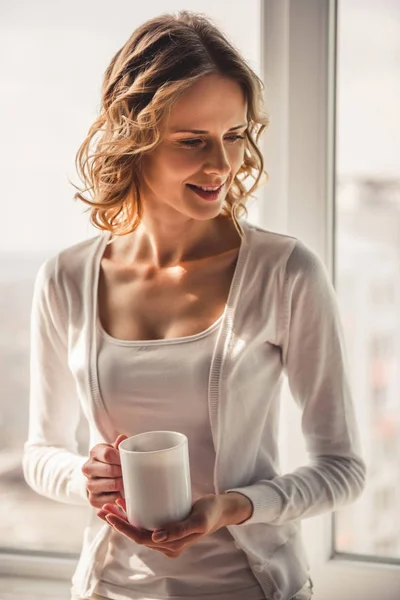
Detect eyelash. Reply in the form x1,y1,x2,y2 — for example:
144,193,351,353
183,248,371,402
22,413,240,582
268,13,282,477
178,135,245,148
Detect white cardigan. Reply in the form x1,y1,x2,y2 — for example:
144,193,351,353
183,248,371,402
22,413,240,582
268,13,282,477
23,218,366,600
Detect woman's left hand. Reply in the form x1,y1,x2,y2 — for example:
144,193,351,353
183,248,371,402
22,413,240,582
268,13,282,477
97,492,246,558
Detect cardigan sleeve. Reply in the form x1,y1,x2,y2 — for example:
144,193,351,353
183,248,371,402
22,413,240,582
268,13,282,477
22,256,89,505
225,239,367,525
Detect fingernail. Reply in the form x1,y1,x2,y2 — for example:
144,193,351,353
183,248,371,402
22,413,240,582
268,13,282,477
153,530,167,542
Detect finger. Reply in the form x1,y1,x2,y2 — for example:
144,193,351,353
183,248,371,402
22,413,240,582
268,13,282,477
104,513,154,545
82,458,122,480
90,444,123,466
113,434,128,449
100,503,130,523
86,476,124,495
97,509,160,548
102,501,128,519
89,492,123,509
101,505,153,544
152,532,201,549
83,459,122,481
92,459,123,478
98,509,129,527
115,497,126,512
157,513,205,543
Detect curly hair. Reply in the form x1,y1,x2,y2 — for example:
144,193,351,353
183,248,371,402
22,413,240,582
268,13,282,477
72,10,269,240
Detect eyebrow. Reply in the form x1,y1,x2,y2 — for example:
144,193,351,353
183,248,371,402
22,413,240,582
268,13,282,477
170,123,248,134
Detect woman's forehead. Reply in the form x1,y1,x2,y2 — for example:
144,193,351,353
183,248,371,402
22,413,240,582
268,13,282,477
166,79,247,131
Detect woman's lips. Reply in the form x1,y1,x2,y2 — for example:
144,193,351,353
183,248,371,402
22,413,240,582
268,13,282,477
186,183,224,201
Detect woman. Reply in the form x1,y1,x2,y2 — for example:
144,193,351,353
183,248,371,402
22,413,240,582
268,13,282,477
23,10,366,600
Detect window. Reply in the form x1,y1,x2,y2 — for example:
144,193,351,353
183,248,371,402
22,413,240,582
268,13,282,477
334,0,400,562
261,1,400,598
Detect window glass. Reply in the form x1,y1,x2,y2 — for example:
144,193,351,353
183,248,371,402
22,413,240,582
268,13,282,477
334,0,400,560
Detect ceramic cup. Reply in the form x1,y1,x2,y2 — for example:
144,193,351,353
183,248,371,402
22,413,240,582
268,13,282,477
118,431,192,531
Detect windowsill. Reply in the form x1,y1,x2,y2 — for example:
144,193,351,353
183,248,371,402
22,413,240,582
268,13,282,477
2,557,400,600
0,574,71,600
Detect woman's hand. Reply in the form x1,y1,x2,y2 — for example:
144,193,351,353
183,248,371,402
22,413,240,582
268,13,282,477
97,493,241,558
82,434,128,509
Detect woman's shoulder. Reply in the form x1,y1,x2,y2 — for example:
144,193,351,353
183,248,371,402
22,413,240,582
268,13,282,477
35,231,108,290
242,219,329,294
242,219,299,265
243,219,322,270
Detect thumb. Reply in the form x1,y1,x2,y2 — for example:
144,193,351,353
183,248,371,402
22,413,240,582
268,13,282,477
113,433,128,449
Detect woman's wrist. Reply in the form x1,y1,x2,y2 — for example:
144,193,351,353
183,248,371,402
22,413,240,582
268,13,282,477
221,491,253,525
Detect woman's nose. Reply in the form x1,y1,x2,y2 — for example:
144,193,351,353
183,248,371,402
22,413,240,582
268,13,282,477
202,143,231,176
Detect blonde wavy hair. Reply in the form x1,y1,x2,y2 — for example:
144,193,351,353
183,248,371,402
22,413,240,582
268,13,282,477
72,10,269,240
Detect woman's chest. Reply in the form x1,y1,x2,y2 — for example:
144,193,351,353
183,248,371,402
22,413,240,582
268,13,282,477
97,249,239,341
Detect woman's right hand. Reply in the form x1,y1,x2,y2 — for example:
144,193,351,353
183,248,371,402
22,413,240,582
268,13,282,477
82,433,128,509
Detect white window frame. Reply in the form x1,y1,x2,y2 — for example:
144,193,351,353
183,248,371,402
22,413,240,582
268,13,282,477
1,2,399,598
259,1,400,599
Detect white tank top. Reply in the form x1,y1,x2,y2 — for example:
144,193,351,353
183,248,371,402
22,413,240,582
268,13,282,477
94,311,265,600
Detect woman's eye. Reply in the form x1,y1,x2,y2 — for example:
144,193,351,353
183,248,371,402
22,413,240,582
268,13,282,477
179,139,203,147
178,135,245,148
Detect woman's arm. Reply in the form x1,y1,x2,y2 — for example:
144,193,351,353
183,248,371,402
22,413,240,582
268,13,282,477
22,256,88,505
225,240,367,526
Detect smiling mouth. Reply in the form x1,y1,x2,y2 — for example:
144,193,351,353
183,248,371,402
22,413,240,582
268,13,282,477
186,183,225,201
187,183,223,191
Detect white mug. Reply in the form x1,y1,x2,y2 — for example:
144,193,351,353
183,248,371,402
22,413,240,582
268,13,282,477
118,431,192,531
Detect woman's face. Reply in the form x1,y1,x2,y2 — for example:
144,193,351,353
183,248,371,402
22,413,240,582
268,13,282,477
138,73,248,221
